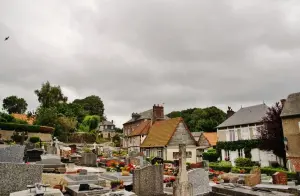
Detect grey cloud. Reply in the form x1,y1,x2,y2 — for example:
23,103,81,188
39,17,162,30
1,0,300,126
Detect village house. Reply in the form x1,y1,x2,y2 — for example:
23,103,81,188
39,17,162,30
217,104,283,167
122,104,168,152
140,117,198,163
98,120,117,139
281,92,300,172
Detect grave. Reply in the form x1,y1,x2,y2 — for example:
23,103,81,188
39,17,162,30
212,184,293,196
133,165,164,196
173,144,193,196
130,156,144,167
0,162,44,196
65,174,106,186
0,145,25,163
65,184,110,196
100,172,133,185
245,167,261,187
272,172,288,185
80,152,97,166
10,187,63,196
26,148,44,162
188,168,211,195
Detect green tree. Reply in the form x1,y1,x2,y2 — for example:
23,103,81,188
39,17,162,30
56,103,87,123
80,115,100,131
57,116,77,142
167,106,225,132
112,134,121,147
2,96,28,114
34,81,68,108
115,127,123,133
0,112,15,122
73,95,104,118
34,107,58,127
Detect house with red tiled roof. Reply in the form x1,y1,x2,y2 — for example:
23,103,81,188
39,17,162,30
140,117,198,163
11,113,35,125
123,104,168,152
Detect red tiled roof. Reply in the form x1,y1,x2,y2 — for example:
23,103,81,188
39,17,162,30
129,120,151,136
141,117,183,147
11,113,35,125
203,132,217,146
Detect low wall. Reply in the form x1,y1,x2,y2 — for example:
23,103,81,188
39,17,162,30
0,162,43,196
0,130,52,142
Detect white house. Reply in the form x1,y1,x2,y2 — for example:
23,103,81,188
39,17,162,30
217,104,283,167
98,120,117,139
140,117,199,163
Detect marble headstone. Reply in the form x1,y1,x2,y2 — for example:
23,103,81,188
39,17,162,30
0,145,25,163
188,168,211,195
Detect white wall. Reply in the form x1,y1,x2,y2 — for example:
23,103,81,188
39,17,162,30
166,145,197,163
218,124,260,142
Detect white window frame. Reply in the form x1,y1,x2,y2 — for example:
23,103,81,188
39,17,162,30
157,149,162,158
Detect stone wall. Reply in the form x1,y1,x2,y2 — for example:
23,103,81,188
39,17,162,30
0,130,52,141
0,162,43,196
133,165,164,196
0,145,25,163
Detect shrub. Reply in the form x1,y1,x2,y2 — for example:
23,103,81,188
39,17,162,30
29,137,40,143
231,167,240,173
218,161,232,167
234,158,253,167
83,147,92,153
0,122,54,133
203,149,219,162
209,162,232,173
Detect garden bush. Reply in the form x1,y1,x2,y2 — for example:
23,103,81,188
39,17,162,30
234,158,253,167
29,136,40,143
203,149,219,162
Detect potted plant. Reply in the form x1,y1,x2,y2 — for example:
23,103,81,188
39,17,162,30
110,180,123,190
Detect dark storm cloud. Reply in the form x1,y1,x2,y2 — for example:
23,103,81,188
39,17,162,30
1,0,300,126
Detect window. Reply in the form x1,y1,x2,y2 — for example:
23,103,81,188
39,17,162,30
238,149,243,158
237,129,241,140
249,127,254,139
229,130,235,141
173,152,179,159
145,149,150,157
157,150,163,158
186,151,192,158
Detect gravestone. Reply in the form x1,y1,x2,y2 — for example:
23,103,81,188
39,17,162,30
0,162,43,196
133,165,164,196
26,149,43,162
245,167,261,187
188,168,211,195
0,145,25,163
272,172,287,185
79,169,88,175
80,153,97,166
130,156,144,167
173,144,193,196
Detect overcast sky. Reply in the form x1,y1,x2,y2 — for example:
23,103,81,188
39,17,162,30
1,0,300,127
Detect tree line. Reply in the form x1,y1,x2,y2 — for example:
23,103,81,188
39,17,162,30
1,81,106,141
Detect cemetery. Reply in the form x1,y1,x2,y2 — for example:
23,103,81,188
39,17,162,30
1,136,300,196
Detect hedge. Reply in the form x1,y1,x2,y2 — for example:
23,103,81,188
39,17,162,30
209,163,297,180
216,140,261,151
68,132,96,143
0,122,54,133
203,149,219,162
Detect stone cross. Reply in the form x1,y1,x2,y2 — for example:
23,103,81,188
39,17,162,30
173,144,193,196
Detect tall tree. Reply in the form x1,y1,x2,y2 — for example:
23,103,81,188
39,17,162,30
167,107,226,132
34,107,58,127
34,81,68,108
257,102,286,167
2,96,28,114
73,95,104,118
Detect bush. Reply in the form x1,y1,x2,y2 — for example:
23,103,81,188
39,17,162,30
209,162,232,173
218,161,232,167
0,122,54,133
231,167,240,173
29,137,40,143
235,158,253,167
203,149,219,162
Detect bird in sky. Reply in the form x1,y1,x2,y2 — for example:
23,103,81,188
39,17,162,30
4,36,9,41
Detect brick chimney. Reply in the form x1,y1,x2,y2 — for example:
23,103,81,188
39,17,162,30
281,99,286,107
152,104,164,124
226,106,235,119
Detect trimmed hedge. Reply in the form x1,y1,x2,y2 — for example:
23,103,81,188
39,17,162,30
0,122,54,133
203,149,219,162
209,162,297,179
